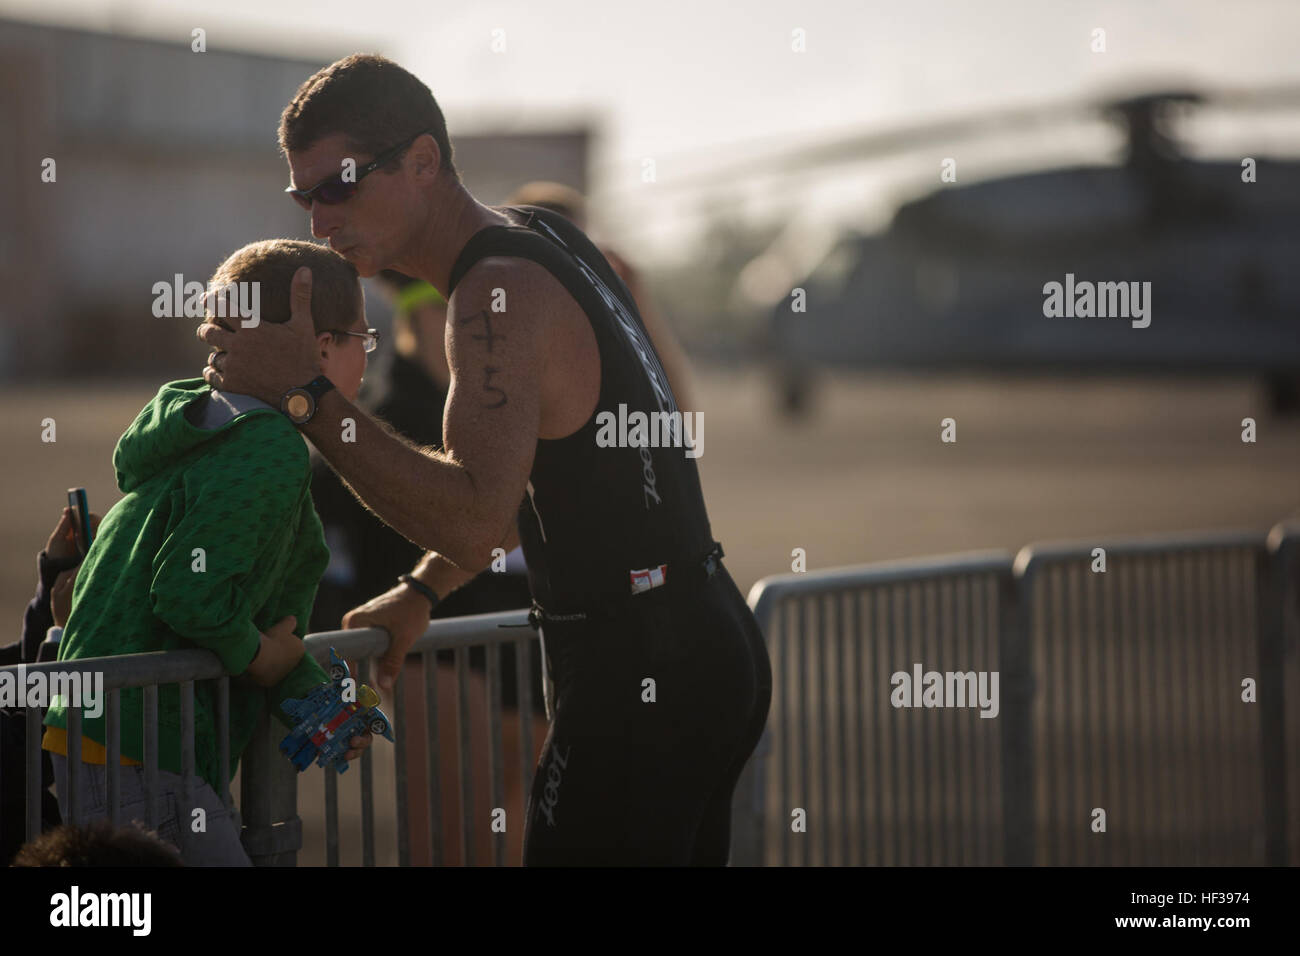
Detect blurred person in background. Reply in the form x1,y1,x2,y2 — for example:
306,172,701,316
2,507,101,863
506,182,696,413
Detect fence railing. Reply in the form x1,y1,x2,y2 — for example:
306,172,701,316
1014,529,1276,866
742,551,1015,866
3,649,233,855
6,521,1296,866
743,522,1298,866
278,609,536,867
2,611,538,866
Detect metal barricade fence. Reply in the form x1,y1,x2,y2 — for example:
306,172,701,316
1,611,536,866
1,649,234,855
1014,530,1279,866
742,522,1297,867
1267,522,1300,868
742,552,1016,867
6,522,1296,866
291,610,536,867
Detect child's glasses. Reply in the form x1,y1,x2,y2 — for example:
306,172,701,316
329,328,381,353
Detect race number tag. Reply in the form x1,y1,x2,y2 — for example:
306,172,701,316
629,563,668,594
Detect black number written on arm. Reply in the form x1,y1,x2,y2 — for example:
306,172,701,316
482,366,508,409
459,310,506,354
457,311,510,409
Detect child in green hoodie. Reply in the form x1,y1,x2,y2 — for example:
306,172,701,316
43,239,376,865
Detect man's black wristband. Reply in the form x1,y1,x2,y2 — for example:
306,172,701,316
398,574,440,608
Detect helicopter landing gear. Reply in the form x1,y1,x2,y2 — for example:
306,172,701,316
1265,373,1300,416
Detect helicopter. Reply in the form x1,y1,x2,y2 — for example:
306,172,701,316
719,85,1300,417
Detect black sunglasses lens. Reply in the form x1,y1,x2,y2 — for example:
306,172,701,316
289,191,312,211
317,180,358,205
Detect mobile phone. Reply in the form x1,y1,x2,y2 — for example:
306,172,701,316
67,488,92,557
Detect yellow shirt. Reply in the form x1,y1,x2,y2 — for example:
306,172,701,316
42,727,142,766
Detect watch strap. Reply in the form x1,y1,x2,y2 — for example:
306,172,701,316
302,375,336,400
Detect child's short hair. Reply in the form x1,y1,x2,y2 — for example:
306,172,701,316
11,820,184,867
208,238,360,335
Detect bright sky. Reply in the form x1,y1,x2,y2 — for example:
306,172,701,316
6,0,1300,261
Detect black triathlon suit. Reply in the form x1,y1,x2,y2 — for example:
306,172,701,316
445,206,772,865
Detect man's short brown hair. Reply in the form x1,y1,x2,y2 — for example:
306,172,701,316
279,54,458,182
208,239,360,335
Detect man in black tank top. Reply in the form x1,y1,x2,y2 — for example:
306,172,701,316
199,53,771,865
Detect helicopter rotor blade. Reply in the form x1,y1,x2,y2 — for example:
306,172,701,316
596,81,1300,202
599,96,1094,199
1204,82,1300,110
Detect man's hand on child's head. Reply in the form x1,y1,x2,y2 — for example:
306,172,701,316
196,266,323,406
245,615,306,687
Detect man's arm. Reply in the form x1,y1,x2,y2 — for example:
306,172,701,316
344,520,521,695
306,258,541,568
408,523,520,598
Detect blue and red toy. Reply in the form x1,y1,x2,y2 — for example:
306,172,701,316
279,648,395,774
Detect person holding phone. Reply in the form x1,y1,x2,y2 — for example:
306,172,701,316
1,506,104,863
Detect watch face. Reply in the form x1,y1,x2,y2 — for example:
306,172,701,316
286,392,311,421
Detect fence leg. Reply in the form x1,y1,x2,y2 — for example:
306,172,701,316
1259,532,1290,866
730,727,771,866
240,710,300,866
1000,570,1034,866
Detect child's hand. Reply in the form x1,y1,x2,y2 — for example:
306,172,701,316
341,732,373,764
245,615,306,687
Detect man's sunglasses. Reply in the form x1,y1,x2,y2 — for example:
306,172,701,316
285,129,432,210
328,327,381,353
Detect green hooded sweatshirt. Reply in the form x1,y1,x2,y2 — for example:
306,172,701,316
44,378,332,792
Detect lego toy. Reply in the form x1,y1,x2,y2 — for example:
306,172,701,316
279,648,395,773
